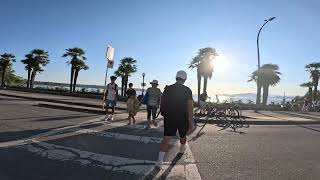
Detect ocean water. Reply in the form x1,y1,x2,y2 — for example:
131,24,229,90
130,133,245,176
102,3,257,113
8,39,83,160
193,93,294,104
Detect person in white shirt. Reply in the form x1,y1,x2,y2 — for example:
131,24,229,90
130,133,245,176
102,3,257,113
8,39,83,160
105,76,118,122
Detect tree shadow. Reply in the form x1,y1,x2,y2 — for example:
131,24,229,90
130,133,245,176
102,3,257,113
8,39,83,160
0,127,59,143
32,114,97,122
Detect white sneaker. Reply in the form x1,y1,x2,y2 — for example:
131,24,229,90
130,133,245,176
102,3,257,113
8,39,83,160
180,145,186,154
155,160,163,168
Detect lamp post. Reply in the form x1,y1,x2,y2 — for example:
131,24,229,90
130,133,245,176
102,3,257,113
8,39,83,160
255,17,276,111
257,17,276,69
142,73,146,96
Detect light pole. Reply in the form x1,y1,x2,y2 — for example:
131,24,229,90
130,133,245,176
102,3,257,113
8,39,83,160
255,17,276,111
142,73,146,96
257,17,276,69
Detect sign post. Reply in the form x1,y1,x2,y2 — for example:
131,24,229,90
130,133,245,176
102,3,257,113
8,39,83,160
102,45,115,109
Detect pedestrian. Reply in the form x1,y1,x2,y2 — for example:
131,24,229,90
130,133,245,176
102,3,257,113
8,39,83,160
144,80,162,129
199,93,207,115
104,76,118,122
126,83,139,125
156,70,195,167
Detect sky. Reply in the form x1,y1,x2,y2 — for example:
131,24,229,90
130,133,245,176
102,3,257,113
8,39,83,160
1,0,319,96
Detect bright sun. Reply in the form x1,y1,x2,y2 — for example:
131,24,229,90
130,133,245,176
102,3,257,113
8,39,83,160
211,54,229,73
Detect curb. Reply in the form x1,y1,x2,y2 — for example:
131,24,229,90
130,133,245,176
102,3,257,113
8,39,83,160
37,103,106,115
195,118,320,125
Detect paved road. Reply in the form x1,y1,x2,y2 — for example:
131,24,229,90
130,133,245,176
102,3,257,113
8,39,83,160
0,95,319,179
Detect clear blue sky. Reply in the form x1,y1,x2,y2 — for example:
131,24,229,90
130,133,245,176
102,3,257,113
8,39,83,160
1,0,319,96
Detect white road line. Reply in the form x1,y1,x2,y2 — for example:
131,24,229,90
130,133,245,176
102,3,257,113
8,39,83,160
110,121,164,132
17,141,156,175
1,115,202,179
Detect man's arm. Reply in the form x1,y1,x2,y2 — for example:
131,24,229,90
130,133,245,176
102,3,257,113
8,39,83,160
115,85,119,100
187,99,194,124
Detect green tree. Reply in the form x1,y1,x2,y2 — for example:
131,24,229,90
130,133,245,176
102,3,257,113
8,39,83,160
0,53,16,87
73,60,89,92
189,47,218,102
248,64,281,106
305,62,320,101
62,47,87,93
300,82,315,99
0,66,23,86
21,49,49,88
115,57,137,96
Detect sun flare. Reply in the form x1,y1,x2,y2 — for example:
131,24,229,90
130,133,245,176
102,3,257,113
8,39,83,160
211,54,229,73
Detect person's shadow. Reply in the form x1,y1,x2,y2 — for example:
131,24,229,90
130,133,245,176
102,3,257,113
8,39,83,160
144,153,183,180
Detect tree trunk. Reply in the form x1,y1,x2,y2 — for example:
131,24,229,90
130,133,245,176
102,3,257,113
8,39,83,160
1,65,7,87
30,70,36,88
314,80,318,101
73,69,79,92
262,85,269,106
197,69,201,103
203,76,208,95
309,87,313,99
70,65,75,93
121,76,124,96
27,69,31,88
256,83,262,106
124,76,128,95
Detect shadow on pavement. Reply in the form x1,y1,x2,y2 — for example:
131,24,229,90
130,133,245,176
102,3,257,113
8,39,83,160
32,114,97,122
0,127,58,143
144,153,183,180
0,113,91,121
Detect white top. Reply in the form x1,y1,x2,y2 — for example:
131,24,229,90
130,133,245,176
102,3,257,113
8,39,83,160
107,83,117,100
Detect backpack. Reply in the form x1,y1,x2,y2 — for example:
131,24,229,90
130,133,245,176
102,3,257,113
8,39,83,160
142,92,149,105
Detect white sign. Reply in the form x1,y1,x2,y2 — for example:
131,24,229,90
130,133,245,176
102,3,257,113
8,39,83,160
106,45,114,61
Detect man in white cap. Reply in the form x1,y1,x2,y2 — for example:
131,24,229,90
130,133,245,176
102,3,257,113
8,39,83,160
145,80,162,128
156,70,195,167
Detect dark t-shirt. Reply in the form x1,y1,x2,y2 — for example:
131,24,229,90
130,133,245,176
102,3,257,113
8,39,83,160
126,88,136,97
161,83,193,122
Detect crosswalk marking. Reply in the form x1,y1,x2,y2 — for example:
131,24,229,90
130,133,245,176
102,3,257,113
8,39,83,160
2,116,202,179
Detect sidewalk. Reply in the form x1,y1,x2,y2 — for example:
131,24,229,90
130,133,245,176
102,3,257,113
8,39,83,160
0,90,132,110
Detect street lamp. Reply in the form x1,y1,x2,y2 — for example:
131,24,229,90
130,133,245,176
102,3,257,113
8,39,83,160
142,73,146,96
255,17,276,111
257,17,276,69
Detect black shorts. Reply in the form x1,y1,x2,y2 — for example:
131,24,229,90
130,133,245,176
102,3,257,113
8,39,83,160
163,117,189,138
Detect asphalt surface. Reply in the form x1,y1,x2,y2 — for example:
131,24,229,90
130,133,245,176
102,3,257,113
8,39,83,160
0,95,319,180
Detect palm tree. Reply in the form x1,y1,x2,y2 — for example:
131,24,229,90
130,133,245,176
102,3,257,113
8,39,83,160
114,66,126,96
115,57,137,96
248,64,281,106
300,82,315,99
305,62,320,101
73,60,89,92
21,49,49,88
21,54,33,88
62,47,87,93
29,49,49,88
0,53,16,87
189,47,218,102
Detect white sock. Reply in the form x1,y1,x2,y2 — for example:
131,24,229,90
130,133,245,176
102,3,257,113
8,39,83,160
157,151,165,163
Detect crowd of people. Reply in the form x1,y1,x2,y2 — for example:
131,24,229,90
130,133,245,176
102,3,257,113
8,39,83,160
103,70,196,167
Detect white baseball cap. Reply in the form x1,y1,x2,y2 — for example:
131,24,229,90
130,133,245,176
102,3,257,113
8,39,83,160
176,70,187,80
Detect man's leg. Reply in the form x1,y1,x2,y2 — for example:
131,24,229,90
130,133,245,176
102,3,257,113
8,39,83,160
147,106,152,128
105,100,110,120
157,136,172,165
152,107,158,126
178,121,189,154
